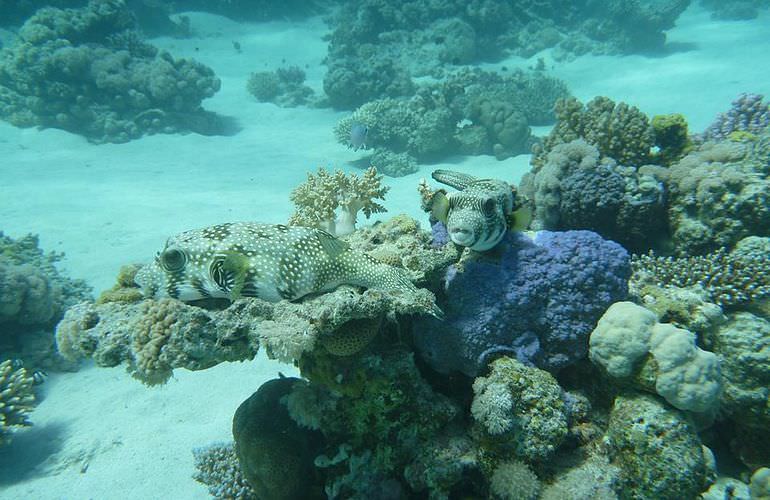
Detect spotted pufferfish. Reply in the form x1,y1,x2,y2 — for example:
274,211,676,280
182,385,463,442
429,169,531,252
134,222,441,317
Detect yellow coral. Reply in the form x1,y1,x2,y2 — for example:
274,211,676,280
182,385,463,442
0,360,35,445
289,166,389,236
131,299,180,385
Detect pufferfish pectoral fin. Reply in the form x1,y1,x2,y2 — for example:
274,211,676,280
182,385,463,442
430,191,450,224
316,229,350,258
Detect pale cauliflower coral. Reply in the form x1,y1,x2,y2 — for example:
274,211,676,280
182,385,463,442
288,166,389,236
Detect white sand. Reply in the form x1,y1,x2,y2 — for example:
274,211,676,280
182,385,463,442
0,4,768,498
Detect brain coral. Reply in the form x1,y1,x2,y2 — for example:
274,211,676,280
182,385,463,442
414,230,630,376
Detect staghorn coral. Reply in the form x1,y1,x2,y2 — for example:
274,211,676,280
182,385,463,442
0,359,35,446
0,0,222,143
192,442,256,500
471,357,568,461
288,167,389,236
632,243,770,307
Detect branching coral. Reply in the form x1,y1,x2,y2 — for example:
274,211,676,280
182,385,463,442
0,359,35,446
632,243,770,307
489,460,541,500
288,166,389,236
192,442,256,500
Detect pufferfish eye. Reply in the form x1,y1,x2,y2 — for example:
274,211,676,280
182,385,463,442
483,197,496,215
160,248,187,272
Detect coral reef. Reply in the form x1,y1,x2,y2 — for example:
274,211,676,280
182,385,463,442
702,0,770,20
288,167,389,236
0,231,91,371
605,392,709,499
0,0,222,143
471,357,568,461
702,93,770,141
534,96,655,168
589,302,723,413
232,378,323,500
415,230,630,375
56,282,438,382
323,0,688,106
489,459,541,500
632,241,770,307
289,349,459,498
333,68,568,165
666,137,770,254
520,139,667,251
246,66,314,107
192,442,256,500
0,359,35,446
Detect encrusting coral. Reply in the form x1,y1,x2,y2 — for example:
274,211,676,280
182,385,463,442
0,359,35,446
288,167,389,236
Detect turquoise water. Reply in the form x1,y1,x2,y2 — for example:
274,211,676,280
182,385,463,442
0,1,769,499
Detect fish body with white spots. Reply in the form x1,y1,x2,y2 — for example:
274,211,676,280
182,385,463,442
430,169,527,252
135,222,431,308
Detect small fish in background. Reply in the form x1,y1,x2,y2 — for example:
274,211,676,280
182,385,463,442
349,123,368,151
232,41,241,53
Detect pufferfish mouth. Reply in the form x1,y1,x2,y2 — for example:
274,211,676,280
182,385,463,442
448,226,476,246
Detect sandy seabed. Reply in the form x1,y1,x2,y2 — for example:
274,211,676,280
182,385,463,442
0,4,768,498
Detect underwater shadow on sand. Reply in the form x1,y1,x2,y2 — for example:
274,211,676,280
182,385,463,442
0,421,67,485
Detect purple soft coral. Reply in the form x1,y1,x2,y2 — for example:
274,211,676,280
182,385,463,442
414,230,630,376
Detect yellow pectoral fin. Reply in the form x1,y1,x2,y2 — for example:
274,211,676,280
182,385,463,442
431,192,450,224
509,206,533,231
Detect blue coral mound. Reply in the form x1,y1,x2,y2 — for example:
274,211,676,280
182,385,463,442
415,230,630,376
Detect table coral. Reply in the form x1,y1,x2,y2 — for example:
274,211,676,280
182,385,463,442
0,359,35,446
288,167,389,236
414,230,630,375
0,0,221,142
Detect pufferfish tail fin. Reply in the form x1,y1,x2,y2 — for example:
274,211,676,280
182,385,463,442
431,169,477,190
